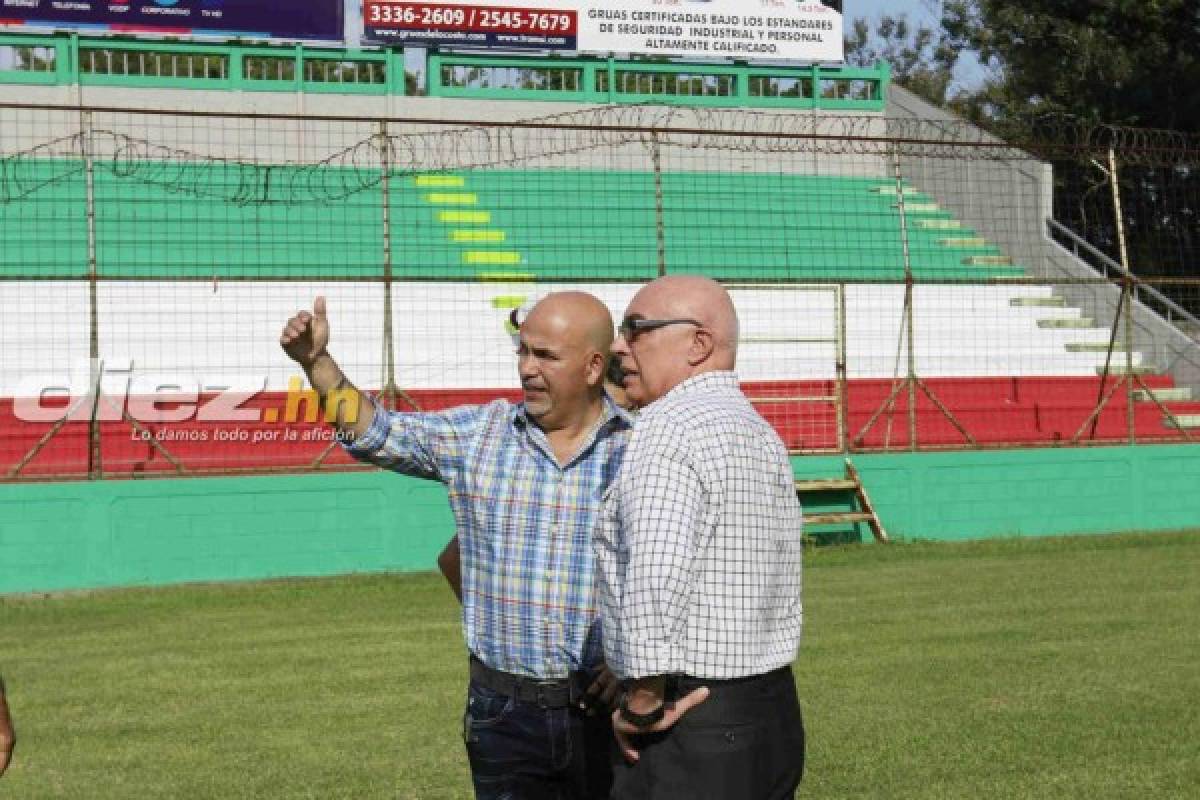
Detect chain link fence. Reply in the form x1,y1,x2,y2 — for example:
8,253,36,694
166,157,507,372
1,102,1197,481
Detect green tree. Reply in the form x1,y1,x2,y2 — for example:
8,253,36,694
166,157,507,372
937,2,1200,287
845,13,960,107
941,0,1200,134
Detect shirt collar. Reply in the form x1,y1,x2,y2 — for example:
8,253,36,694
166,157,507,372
645,370,740,411
510,394,634,435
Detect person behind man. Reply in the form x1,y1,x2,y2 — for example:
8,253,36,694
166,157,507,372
280,292,631,799
594,275,805,799
0,674,14,778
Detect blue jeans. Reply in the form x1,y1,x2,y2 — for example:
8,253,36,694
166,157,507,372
462,680,614,800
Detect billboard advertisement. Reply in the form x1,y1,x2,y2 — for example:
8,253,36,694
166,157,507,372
363,0,844,62
0,0,345,43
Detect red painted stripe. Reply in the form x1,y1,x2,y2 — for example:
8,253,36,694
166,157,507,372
1,376,1192,480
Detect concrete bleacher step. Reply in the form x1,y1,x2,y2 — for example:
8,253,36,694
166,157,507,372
871,186,921,196
916,219,962,230
1038,317,1096,329
1134,387,1193,402
795,478,859,492
1163,415,1200,429
805,512,875,525
1066,341,1127,353
1099,364,1159,376
894,202,940,213
1012,296,1066,307
965,255,1014,266
414,175,467,187
938,237,988,247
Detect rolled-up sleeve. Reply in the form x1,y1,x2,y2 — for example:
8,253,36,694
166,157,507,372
343,400,489,483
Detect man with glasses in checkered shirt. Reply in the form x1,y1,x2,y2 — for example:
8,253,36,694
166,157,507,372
595,275,806,799
281,291,633,799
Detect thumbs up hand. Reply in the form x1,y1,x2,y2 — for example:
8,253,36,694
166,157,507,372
280,295,331,368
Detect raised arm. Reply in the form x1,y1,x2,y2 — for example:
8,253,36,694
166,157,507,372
279,295,375,443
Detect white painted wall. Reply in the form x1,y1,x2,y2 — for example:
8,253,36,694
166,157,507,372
0,281,1132,397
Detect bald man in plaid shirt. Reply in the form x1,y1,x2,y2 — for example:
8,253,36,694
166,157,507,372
282,292,632,799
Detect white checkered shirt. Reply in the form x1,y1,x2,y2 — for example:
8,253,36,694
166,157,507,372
594,371,803,680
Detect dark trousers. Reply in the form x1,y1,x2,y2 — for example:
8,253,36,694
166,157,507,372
611,666,805,800
462,679,615,800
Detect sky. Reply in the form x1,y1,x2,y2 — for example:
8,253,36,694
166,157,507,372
850,0,942,27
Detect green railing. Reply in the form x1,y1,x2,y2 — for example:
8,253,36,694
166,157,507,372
430,53,888,110
0,31,889,110
0,33,70,85
0,32,406,95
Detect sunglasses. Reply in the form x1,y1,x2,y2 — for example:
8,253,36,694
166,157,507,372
617,317,703,338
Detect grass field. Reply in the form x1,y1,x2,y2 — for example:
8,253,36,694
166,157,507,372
2,532,1199,799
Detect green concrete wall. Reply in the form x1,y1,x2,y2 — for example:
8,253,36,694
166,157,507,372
2,444,1199,594
0,471,453,595
794,444,1200,543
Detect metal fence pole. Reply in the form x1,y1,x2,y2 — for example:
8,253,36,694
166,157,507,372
892,142,918,450
651,131,666,277
837,284,849,454
82,109,102,479
1125,278,1137,444
378,120,397,411
904,280,917,452
1107,148,1137,444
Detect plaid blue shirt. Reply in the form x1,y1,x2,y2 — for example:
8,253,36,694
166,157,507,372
346,397,633,679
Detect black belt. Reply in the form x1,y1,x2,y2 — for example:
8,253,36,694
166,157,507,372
469,655,584,710
671,666,793,699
